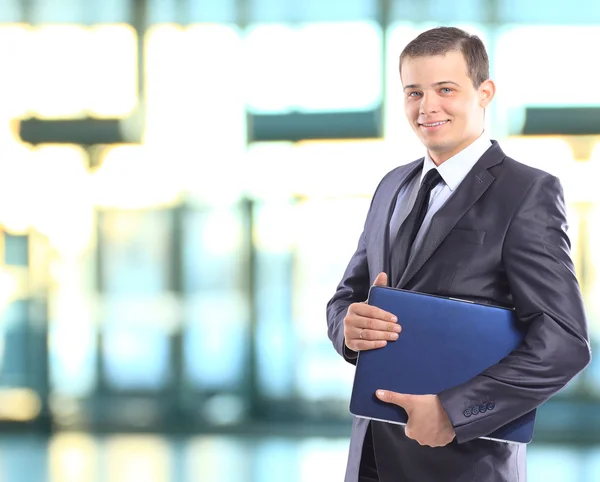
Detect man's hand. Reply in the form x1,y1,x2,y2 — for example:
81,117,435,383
344,272,401,352
376,390,456,447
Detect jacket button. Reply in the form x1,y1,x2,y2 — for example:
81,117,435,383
479,404,487,413
463,408,472,417
471,405,479,415
487,402,495,411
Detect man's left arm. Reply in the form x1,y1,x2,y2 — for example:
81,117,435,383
437,173,592,443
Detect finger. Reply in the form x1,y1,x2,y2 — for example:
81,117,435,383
352,315,402,334
404,425,415,441
373,272,388,287
376,390,415,409
350,304,398,324
356,327,399,342
349,339,388,352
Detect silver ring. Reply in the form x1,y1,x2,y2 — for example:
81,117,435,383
359,328,364,340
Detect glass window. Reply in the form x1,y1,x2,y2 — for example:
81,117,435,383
250,0,377,22
0,0,21,22
102,316,171,390
499,0,600,24
147,0,178,24
391,0,486,23
181,207,249,391
84,0,132,23
98,210,174,295
253,201,296,398
30,0,84,23
187,0,236,23
97,210,175,391
292,197,370,401
0,300,30,386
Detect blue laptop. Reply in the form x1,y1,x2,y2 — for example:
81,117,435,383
349,286,537,444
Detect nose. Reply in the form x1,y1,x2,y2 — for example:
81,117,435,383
419,92,440,115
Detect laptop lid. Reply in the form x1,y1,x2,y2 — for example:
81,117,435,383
349,286,537,444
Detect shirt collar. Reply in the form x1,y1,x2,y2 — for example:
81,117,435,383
421,132,492,191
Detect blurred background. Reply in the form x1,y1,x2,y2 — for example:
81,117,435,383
0,0,600,481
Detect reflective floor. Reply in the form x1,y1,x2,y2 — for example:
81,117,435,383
0,433,598,481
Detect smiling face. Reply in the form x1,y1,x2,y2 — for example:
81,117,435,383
401,51,495,165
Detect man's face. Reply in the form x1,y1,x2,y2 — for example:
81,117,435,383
400,51,494,164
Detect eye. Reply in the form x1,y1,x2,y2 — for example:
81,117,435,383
407,91,422,98
440,87,453,94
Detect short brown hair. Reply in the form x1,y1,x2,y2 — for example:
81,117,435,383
400,27,489,88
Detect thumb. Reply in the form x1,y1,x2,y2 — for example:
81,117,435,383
373,272,388,287
376,390,414,410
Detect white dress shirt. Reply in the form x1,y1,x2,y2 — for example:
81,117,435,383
389,133,492,257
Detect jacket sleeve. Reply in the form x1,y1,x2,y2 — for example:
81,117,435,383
437,174,592,443
326,228,370,365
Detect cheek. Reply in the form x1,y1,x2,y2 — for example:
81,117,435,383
404,101,418,119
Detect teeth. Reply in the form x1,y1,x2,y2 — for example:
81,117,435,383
423,121,447,127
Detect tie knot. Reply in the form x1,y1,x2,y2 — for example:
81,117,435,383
422,168,442,189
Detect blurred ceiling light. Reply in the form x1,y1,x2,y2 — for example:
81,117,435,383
496,26,600,108
245,22,381,113
30,25,89,118
0,24,35,118
0,388,41,422
144,24,245,153
296,22,382,112
87,24,138,118
26,24,137,119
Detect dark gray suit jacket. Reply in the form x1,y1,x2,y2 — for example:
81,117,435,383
326,141,591,482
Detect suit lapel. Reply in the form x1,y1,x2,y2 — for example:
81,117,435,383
378,160,423,278
396,141,506,288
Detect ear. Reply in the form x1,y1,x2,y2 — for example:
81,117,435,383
478,79,496,108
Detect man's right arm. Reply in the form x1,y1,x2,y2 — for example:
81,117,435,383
326,230,371,365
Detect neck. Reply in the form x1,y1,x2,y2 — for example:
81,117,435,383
428,131,485,166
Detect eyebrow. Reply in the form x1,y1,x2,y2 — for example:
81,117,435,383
403,81,460,91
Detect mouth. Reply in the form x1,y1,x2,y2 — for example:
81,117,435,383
419,120,450,129
419,120,450,127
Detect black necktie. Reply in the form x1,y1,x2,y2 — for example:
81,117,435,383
390,168,443,286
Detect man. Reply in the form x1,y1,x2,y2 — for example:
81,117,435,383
326,26,591,482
